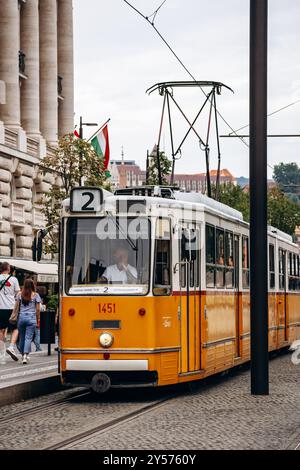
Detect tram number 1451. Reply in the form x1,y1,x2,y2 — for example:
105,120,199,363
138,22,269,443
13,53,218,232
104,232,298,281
98,303,116,314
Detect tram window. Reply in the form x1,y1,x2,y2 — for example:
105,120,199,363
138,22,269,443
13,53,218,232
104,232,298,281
288,252,300,291
65,217,150,295
153,219,171,296
190,229,200,288
225,231,234,289
269,244,275,289
206,224,215,288
297,255,300,291
242,236,250,289
216,229,225,288
216,229,225,266
279,249,286,291
179,229,187,288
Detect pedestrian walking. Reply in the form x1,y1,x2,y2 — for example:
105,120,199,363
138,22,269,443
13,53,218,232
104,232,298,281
15,279,41,365
0,262,21,361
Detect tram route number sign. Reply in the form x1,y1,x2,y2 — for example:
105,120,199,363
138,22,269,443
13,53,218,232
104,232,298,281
70,187,103,213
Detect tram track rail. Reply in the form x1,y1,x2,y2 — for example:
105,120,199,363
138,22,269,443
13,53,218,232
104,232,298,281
44,394,176,450
0,389,90,425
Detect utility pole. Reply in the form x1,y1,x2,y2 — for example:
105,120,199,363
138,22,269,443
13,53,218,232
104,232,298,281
77,116,98,186
79,116,83,185
250,0,269,395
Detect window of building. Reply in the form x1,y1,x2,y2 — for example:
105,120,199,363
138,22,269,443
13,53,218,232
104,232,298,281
269,244,275,289
242,236,250,289
9,238,16,258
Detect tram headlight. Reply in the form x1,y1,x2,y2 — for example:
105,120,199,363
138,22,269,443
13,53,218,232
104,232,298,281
99,332,114,348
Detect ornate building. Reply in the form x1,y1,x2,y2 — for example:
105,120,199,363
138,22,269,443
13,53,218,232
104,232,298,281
0,0,74,259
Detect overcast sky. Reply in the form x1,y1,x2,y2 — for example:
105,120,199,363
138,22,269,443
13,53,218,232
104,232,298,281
73,0,300,178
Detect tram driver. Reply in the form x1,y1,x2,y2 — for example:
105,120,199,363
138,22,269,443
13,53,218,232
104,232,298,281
100,247,138,284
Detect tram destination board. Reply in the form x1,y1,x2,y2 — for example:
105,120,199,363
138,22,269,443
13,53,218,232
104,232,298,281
70,187,103,213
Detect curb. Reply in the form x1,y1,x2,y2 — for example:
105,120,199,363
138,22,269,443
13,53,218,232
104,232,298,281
0,374,64,407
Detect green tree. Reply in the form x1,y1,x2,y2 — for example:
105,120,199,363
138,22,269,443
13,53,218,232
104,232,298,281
216,183,300,236
40,133,109,254
147,150,172,186
217,183,250,222
273,162,300,194
268,187,300,236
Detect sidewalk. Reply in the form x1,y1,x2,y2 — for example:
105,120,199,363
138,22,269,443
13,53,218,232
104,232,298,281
0,342,61,406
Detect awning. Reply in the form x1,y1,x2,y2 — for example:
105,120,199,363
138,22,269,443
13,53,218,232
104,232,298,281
0,258,58,283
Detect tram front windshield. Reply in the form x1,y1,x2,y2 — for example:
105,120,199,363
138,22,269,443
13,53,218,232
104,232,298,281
65,217,150,295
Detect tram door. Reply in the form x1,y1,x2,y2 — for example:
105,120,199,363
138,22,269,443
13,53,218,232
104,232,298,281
178,224,201,374
234,235,241,358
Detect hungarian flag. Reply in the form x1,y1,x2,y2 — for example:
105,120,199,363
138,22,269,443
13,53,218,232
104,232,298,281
91,125,110,169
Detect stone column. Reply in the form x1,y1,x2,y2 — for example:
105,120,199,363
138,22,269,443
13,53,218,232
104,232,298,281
0,0,21,128
20,0,40,137
58,0,74,137
39,0,58,145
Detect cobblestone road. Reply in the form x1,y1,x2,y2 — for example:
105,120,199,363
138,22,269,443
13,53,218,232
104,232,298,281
0,351,299,450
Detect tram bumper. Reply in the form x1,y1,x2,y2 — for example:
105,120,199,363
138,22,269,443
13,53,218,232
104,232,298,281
62,359,158,389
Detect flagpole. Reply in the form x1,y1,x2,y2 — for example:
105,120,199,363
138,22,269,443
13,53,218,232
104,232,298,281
87,118,111,142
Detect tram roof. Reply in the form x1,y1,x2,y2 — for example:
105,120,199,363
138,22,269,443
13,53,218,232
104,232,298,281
63,186,297,247
113,186,244,221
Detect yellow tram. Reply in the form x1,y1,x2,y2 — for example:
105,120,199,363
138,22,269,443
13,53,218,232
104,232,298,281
59,186,300,393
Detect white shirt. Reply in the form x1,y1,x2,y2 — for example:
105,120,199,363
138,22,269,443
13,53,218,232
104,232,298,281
103,264,138,284
0,274,20,310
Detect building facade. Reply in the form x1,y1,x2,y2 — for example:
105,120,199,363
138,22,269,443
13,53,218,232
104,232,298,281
0,0,74,259
108,160,236,194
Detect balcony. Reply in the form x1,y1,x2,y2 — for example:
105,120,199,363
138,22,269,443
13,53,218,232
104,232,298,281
32,207,45,228
10,202,25,224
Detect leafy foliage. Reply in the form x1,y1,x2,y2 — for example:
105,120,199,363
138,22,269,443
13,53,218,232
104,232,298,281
217,183,250,222
273,162,300,194
267,187,300,236
147,150,172,186
216,183,300,236
40,134,110,254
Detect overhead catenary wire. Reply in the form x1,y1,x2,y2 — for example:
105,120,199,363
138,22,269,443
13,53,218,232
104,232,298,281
123,0,249,150
229,98,300,135
147,0,168,24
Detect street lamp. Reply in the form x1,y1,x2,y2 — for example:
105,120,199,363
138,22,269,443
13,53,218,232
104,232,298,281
78,116,98,185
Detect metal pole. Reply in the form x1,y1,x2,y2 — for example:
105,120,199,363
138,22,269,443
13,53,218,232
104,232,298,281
250,0,269,395
79,116,83,186
87,118,111,142
146,150,150,185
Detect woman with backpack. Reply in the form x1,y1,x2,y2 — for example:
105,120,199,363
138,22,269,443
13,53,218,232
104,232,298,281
13,279,41,364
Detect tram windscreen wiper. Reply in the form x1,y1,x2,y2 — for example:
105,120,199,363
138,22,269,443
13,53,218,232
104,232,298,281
107,213,137,252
